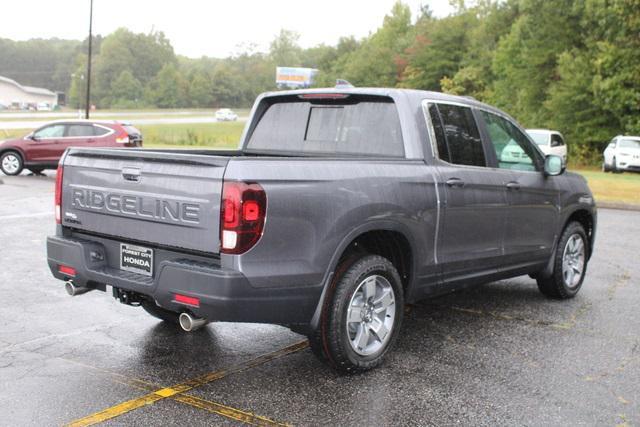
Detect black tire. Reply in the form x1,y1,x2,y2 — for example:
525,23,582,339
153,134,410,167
141,300,180,324
308,254,404,373
0,151,24,176
612,156,621,173
602,161,610,173
537,221,588,299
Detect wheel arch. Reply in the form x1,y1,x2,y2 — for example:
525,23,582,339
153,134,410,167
0,147,26,161
563,208,595,259
309,221,417,331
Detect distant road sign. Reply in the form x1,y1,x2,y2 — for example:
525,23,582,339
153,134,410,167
276,67,318,88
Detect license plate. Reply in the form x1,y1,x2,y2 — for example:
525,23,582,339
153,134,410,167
120,243,153,276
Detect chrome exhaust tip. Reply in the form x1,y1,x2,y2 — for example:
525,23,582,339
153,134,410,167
179,312,207,332
64,281,92,296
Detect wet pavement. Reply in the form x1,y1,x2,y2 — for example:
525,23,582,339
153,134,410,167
0,172,638,426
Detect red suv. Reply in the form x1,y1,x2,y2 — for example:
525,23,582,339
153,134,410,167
0,120,143,175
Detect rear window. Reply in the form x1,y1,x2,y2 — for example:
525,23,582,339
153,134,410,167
246,96,404,157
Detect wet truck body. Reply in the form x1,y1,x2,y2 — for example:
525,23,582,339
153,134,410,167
47,88,596,371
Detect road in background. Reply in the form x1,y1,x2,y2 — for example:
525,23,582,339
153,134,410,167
0,172,638,425
0,111,248,130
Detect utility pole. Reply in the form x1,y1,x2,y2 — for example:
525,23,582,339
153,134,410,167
85,0,93,119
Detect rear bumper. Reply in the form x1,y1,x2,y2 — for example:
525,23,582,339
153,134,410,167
46,234,321,325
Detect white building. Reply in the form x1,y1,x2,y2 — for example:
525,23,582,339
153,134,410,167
0,75,58,109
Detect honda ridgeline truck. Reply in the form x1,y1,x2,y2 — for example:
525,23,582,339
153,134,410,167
47,88,596,372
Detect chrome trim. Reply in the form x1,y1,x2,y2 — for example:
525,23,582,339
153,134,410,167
33,123,115,140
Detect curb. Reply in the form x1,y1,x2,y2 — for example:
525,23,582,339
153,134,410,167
597,201,640,212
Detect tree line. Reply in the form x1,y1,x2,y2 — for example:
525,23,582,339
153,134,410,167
1,0,638,164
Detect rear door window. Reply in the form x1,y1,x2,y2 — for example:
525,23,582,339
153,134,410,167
66,124,95,137
428,103,486,167
246,96,404,157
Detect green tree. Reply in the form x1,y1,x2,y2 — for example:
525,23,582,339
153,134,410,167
269,29,302,66
110,70,143,108
341,1,413,87
144,63,187,108
189,70,213,107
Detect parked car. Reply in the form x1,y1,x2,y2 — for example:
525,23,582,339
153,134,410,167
37,102,52,111
603,136,640,173
0,120,142,176
526,129,567,162
47,88,596,373
215,108,238,121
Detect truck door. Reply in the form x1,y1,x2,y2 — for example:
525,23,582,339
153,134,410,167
424,102,510,283
476,110,559,266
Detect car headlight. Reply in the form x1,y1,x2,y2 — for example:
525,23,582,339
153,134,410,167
619,152,630,156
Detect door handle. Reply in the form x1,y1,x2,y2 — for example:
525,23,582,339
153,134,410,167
506,182,521,190
445,178,465,188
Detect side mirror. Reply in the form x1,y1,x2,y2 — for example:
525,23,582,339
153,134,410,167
26,133,37,141
544,154,564,176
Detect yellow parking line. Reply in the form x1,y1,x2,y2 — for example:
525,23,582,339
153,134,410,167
174,394,289,426
66,340,308,427
63,357,290,426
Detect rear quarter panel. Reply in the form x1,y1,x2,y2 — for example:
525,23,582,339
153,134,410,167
222,158,438,294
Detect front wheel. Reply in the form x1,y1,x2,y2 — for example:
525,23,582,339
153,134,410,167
1,151,24,176
612,156,621,173
309,254,404,373
537,222,588,299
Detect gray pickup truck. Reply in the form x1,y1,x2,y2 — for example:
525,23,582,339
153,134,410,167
47,88,596,372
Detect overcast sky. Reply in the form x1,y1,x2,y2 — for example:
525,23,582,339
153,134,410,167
2,0,453,58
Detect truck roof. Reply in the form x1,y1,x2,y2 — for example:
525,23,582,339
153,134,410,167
261,87,506,117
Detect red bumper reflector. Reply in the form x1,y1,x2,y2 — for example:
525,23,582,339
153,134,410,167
174,293,200,307
59,265,76,276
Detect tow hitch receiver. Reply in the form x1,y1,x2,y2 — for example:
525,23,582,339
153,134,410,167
112,287,144,306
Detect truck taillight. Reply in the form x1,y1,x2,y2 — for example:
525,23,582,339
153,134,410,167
55,165,63,224
220,181,266,254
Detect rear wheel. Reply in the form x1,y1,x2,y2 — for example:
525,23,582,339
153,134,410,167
309,254,404,373
1,151,23,176
141,301,180,324
537,221,588,299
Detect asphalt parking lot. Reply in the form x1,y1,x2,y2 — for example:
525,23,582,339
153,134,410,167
0,172,638,426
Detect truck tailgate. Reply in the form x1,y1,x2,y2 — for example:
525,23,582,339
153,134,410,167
61,148,229,254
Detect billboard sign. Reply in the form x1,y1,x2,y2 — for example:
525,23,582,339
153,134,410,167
276,67,318,88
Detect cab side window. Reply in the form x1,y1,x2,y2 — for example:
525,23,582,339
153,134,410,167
34,124,65,139
480,110,540,172
428,103,486,167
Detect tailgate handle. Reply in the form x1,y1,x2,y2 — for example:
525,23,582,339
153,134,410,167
122,167,141,182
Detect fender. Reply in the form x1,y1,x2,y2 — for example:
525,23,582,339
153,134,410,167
0,146,27,163
308,219,419,331
538,203,596,280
